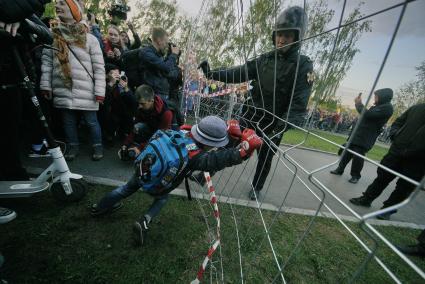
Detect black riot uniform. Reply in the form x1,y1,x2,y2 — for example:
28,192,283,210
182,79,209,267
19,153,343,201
201,6,314,196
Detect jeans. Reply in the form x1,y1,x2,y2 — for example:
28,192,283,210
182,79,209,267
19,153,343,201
97,174,170,220
62,109,102,147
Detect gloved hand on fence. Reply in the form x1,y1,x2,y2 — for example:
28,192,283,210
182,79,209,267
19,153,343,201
239,128,262,159
227,119,242,140
198,60,211,77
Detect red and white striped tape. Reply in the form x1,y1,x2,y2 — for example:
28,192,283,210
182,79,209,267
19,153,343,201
191,172,221,284
186,87,237,98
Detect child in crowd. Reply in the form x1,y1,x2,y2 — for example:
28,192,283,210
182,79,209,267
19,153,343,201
40,0,106,161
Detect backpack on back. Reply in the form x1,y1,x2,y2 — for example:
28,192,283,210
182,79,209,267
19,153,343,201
121,48,144,90
134,129,197,195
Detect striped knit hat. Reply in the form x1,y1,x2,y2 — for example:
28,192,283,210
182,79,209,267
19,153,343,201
64,0,83,23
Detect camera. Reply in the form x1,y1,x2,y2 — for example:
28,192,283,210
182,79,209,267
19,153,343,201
108,0,131,22
119,71,127,81
167,42,181,58
118,145,137,161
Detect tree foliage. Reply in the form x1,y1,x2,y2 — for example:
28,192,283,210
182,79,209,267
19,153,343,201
44,0,371,106
304,0,371,104
393,61,425,118
131,0,191,47
191,0,370,106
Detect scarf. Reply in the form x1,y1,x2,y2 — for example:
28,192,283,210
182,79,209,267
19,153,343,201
52,23,87,88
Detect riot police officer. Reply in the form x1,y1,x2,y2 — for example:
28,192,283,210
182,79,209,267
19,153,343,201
199,6,314,199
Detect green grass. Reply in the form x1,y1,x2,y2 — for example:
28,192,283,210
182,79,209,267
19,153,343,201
282,129,389,161
1,184,424,283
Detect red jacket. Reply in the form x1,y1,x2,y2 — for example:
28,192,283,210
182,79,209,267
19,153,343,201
103,39,123,66
124,95,173,146
135,95,172,130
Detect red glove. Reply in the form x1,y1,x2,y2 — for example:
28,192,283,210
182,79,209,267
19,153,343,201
227,119,241,140
239,128,263,158
180,124,192,131
95,95,104,103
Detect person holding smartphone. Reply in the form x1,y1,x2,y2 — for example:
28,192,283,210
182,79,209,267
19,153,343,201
330,89,394,184
98,63,137,146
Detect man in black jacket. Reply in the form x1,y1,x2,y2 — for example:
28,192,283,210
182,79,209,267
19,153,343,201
330,89,394,184
199,6,314,200
0,0,51,280
0,0,52,180
350,103,425,220
138,27,180,100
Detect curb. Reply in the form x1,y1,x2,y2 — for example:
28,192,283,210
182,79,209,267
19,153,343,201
82,172,425,230
26,167,425,230
280,143,338,156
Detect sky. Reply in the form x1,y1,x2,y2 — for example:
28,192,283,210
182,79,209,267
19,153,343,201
128,0,425,108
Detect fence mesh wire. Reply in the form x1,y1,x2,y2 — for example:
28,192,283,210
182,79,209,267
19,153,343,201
181,0,425,282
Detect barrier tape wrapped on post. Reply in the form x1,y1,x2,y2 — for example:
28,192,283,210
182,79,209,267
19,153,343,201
191,172,221,284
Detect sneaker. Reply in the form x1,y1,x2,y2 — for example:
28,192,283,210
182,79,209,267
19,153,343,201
397,244,425,258
90,202,123,216
348,177,360,184
249,189,261,201
28,143,49,158
133,218,149,247
376,212,392,220
330,168,343,175
92,145,104,161
0,207,17,224
65,145,79,161
349,196,372,207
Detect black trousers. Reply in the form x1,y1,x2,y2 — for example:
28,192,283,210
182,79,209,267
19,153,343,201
337,144,368,178
0,88,29,180
363,151,425,208
252,132,284,191
419,230,425,246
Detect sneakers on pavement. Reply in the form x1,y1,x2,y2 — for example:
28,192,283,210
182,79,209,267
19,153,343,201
0,207,17,224
349,196,372,207
65,145,79,161
92,145,104,161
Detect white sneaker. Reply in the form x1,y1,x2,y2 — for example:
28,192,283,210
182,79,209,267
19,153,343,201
0,207,17,224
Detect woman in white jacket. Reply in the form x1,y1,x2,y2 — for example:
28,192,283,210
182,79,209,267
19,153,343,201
40,0,106,161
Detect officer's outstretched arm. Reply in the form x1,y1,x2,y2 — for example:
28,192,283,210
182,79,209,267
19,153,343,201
210,59,258,83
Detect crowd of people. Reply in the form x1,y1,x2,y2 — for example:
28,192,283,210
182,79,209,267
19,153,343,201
0,0,265,257
306,108,357,134
1,2,424,278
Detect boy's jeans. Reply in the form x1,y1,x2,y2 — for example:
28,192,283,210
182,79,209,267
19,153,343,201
97,174,169,220
62,109,102,147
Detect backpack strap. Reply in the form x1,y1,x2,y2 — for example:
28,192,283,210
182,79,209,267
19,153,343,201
183,148,202,200
66,43,95,84
185,176,192,200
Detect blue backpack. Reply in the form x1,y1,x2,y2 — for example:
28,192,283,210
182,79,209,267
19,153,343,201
134,129,198,195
